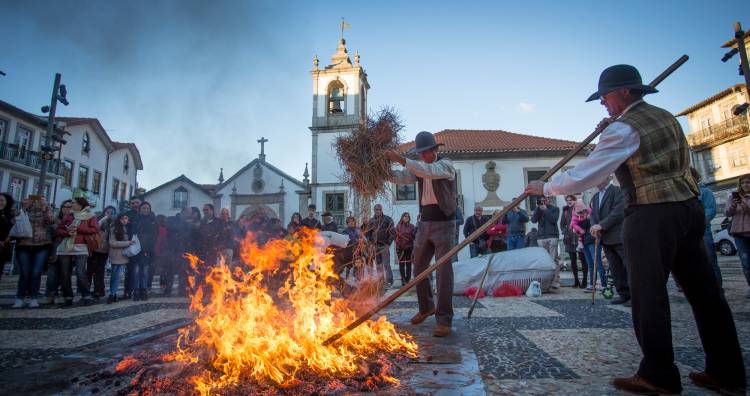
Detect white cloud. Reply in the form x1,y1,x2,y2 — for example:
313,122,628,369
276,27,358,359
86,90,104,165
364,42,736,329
518,102,535,114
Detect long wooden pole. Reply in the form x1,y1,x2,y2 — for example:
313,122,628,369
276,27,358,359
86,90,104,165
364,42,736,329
323,55,689,346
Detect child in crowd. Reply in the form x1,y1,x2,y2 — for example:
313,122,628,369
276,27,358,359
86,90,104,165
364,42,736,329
571,201,604,292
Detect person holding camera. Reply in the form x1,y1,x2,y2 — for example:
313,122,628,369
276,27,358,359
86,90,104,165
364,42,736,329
531,196,561,289
502,199,529,251
726,174,750,298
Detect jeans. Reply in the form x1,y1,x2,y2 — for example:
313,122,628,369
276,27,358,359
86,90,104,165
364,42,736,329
735,235,750,287
110,264,125,297
703,230,721,288
16,246,49,299
506,235,525,250
537,238,560,286
583,242,606,287
469,242,486,258
59,255,91,299
131,252,152,290
375,244,394,284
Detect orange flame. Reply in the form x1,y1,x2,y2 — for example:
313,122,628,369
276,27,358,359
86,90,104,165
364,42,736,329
171,228,417,394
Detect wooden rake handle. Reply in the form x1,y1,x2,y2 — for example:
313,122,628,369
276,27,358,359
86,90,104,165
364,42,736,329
322,54,689,346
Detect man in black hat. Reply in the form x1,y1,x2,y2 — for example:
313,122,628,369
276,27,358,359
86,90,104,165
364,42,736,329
525,65,745,395
386,131,457,338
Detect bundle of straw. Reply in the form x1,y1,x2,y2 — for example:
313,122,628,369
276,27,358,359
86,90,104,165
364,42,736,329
335,107,404,200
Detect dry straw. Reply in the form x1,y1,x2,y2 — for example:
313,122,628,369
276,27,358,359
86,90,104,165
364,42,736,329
334,107,404,200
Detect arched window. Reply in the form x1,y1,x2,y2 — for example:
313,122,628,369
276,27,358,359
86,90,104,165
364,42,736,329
123,154,130,172
82,132,90,153
328,81,345,114
173,186,188,209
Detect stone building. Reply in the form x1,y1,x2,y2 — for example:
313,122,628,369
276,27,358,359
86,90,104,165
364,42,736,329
676,83,750,221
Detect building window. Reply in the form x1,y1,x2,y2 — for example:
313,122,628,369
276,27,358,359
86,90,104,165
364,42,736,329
324,192,346,227
8,176,27,208
395,183,417,201
15,126,32,160
112,178,120,200
124,154,130,173
63,159,74,187
120,182,127,201
92,171,102,195
173,186,188,209
78,165,89,190
0,118,7,143
730,149,748,168
82,132,90,154
525,169,548,211
702,151,720,174
328,81,345,114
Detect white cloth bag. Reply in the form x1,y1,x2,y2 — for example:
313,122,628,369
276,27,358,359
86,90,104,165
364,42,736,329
9,209,32,239
123,234,141,257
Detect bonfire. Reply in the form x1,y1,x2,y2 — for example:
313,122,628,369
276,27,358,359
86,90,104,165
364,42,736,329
166,228,417,395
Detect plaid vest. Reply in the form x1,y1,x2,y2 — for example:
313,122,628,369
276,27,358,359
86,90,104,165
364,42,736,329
614,102,699,206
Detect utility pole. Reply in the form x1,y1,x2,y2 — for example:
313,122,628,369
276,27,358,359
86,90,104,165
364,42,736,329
722,22,750,115
38,73,69,196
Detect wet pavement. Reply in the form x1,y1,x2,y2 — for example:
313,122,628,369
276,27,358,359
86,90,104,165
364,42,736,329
0,255,747,395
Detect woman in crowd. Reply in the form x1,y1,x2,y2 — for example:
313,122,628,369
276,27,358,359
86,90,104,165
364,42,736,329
87,205,116,301
13,195,55,309
131,201,158,301
571,201,602,292
0,193,15,282
395,212,416,286
55,197,98,307
287,212,302,235
45,199,72,304
726,174,750,298
108,213,135,303
560,195,585,288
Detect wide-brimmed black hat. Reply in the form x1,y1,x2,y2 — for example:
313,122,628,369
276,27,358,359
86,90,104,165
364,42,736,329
408,131,443,154
586,64,658,102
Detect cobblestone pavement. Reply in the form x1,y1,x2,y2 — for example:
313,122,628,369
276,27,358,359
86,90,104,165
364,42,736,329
0,255,747,395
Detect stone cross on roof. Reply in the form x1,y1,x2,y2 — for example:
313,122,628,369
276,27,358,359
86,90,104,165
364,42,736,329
258,137,268,161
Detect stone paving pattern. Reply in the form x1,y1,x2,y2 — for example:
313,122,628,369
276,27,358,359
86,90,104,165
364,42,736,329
0,255,747,395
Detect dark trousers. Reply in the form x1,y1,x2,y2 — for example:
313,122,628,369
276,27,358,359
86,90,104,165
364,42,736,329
86,252,108,297
568,250,581,286
161,254,179,294
124,262,134,296
602,243,629,298
59,255,90,299
624,198,745,390
412,220,455,326
131,252,152,290
396,247,412,284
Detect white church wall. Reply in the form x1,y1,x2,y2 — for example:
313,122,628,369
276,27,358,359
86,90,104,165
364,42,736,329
314,132,346,185
144,181,213,217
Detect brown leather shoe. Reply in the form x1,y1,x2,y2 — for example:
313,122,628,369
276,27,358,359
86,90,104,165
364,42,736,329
689,371,746,396
410,308,436,325
612,375,680,395
432,325,451,337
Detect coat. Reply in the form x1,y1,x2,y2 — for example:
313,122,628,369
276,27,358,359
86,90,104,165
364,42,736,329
559,206,578,253
726,193,750,237
464,215,490,243
108,230,132,265
590,185,625,245
531,204,560,239
55,212,98,245
133,213,159,254
367,215,395,246
395,222,416,251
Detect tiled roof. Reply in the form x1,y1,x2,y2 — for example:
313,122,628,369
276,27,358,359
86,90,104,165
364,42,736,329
397,129,588,155
675,84,746,117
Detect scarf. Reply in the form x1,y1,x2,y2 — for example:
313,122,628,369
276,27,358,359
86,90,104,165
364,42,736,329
61,207,95,252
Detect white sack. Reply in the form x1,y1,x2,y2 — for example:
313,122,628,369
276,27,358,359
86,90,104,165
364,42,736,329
316,231,350,249
453,247,556,295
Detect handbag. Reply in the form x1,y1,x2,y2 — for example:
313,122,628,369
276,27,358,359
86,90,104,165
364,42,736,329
84,233,102,255
9,209,32,239
123,234,141,257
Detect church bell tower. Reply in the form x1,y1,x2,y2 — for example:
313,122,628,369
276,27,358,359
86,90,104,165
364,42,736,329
308,34,370,223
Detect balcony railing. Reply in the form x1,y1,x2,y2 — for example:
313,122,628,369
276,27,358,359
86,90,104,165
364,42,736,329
0,142,64,176
687,115,750,150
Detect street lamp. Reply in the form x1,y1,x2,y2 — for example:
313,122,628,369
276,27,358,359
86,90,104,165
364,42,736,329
37,73,69,197
722,22,750,115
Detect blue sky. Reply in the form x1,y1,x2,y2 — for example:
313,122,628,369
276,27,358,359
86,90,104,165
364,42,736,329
1,1,748,190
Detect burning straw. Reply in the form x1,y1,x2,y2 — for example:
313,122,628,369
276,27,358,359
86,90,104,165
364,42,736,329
335,107,404,200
